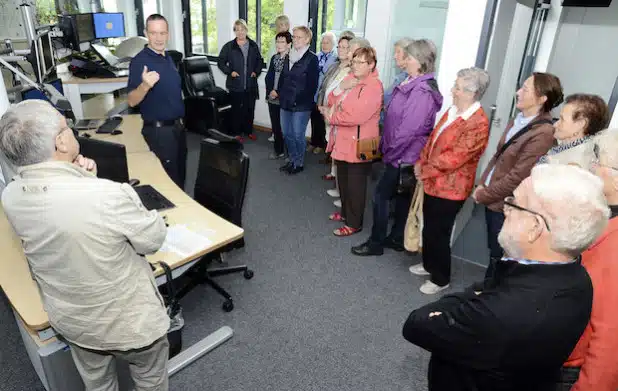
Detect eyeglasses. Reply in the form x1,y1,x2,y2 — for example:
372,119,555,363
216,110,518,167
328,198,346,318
352,59,368,66
503,196,551,232
292,35,305,40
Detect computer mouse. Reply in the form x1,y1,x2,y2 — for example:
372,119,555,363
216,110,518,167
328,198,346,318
128,178,140,187
111,130,123,135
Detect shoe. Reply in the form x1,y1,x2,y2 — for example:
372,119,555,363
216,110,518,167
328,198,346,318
327,189,340,198
329,212,345,222
351,241,384,256
333,199,341,208
287,165,304,175
322,174,336,181
247,134,257,141
334,226,362,237
384,236,405,252
269,152,285,160
235,136,244,143
313,147,325,154
268,135,275,142
419,280,450,295
409,263,430,276
279,162,293,172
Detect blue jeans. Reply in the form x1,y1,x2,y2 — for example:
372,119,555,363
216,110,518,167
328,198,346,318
280,109,311,168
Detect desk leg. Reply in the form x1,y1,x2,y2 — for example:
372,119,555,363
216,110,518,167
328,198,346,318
168,326,233,377
63,83,83,120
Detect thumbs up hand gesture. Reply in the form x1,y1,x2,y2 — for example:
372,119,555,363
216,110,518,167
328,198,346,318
142,66,160,88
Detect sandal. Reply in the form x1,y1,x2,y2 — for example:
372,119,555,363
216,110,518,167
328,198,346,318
333,226,362,237
329,212,345,222
322,174,335,181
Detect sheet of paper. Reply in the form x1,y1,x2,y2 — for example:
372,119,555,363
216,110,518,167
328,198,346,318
160,224,213,258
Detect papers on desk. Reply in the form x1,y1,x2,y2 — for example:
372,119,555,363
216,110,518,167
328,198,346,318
160,225,213,258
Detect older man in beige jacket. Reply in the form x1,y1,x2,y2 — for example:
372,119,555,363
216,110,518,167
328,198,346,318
0,100,170,391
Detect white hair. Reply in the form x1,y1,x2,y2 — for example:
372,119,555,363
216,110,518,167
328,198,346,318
0,100,63,166
530,164,610,256
394,37,413,50
321,31,337,45
593,129,618,169
457,67,490,101
349,37,371,50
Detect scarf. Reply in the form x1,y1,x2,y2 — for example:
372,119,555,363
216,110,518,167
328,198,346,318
272,52,286,73
318,51,331,75
537,136,591,164
289,45,309,66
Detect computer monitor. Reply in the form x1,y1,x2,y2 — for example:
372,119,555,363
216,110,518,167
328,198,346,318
90,42,120,67
58,14,95,50
75,13,96,43
22,78,64,103
93,13,125,39
77,137,130,183
29,32,55,82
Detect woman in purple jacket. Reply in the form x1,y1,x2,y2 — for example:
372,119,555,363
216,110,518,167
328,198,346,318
352,39,443,256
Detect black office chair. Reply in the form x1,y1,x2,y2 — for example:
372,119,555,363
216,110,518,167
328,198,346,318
180,56,232,135
166,50,183,70
175,129,252,312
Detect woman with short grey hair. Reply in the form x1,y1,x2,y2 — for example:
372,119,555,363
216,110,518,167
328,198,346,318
384,37,414,108
352,38,443,259
411,67,491,294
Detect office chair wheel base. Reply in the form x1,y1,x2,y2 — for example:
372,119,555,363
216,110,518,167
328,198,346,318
243,270,254,280
222,300,234,312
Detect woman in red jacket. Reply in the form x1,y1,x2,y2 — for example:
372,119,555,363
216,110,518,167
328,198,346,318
559,131,618,391
320,47,383,236
411,67,491,294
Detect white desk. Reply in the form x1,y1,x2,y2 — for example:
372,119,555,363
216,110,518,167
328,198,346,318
59,72,128,119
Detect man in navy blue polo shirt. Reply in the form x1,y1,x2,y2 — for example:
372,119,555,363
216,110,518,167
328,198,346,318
127,13,186,189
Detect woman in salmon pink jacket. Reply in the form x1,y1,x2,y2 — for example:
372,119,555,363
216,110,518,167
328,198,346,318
410,67,491,295
320,47,383,237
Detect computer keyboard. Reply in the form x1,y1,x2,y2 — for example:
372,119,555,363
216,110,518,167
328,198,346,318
96,117,123,134
134,185,176,211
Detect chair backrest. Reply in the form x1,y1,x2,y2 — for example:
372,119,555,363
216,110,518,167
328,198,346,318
166,50,183,70
194,137,249,229
180,56,217,97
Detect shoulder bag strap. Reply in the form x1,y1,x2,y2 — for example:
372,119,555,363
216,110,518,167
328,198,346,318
158,261,180,316
356,86,365,140
494,119,553,160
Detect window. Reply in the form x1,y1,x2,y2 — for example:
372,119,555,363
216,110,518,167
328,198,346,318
309,0,367,52
247,0,284,60
182,0,218,56
134,0,161,36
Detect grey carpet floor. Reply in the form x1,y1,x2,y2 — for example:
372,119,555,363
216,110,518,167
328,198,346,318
0,132,485,391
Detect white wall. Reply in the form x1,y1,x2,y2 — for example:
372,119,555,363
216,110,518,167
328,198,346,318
547,1,618,104
435,0,489,119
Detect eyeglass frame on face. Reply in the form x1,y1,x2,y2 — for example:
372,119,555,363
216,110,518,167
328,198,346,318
503,196,551,232
292,34,306,40
352,59,368,66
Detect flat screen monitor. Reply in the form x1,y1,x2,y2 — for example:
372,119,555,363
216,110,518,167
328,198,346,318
22,78,64,103
562,0,612,5
93,13,125,39
77,137,130,183
75,13,95,43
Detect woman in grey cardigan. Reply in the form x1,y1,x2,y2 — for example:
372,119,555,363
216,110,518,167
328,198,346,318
537,94,609,166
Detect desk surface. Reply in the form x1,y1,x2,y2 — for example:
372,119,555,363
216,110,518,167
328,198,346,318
58,72,129,85
87,115,151,154
0,118,243,331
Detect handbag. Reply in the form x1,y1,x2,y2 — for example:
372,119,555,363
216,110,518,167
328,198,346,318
352,86,382,161
397,163,416,194
404,182,424,253
157,261,185,359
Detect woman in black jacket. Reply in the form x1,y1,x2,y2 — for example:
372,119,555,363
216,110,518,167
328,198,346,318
278,26,319,175
264,31,292,159
217,19,263,142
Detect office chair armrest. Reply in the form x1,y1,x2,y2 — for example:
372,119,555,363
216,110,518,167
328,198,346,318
206,128,241,145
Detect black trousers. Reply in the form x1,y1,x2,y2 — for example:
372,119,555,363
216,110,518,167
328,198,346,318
483,207,506,282
229,90,256,136
422,194,465,287
310,105,327,148
267,102,284,155
336,160,372,229
142,123,187,189
370,164,414,246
